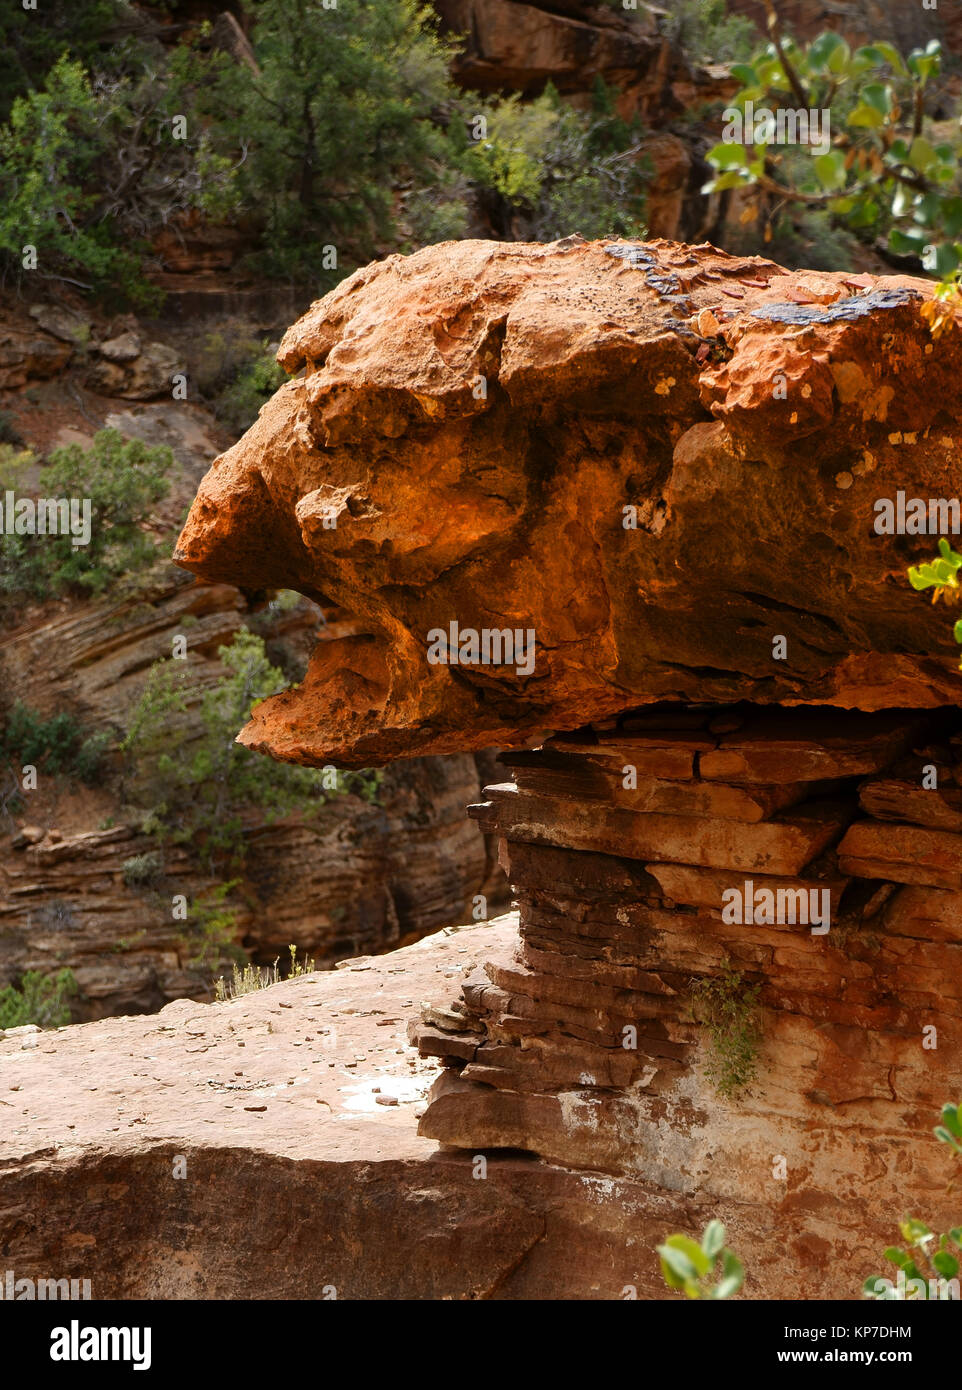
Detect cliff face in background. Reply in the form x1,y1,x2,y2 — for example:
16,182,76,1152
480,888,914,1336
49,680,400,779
176,237,962,767
0,300,504,1020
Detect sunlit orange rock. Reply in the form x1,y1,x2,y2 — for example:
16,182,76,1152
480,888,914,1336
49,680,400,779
175,237,962,768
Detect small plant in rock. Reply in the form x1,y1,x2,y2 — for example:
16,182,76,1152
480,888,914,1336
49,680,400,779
908,538,962,668
690,962,762,1098
658,1220,746,1300
214,943,316,1001
0,968,78,1029
122,851,164,888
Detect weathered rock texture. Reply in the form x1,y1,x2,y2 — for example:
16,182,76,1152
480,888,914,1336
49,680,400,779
176,238,962,768
412,706,962,1242
0,917,727,1301
169,235,962,1297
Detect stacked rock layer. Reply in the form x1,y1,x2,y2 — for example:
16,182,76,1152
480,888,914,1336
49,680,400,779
413,703,962,1261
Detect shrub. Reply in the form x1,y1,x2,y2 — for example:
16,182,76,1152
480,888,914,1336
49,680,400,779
122,628,380,870
464,81,648,242
0,46,237,306
658,1220,745,1299
122,850,164,887
690,963,762,1098
198,0,460,283
194,332,287,436
214,943,316,1001
864,1102,962,1300
0,701,110,785
659,0,758,66
0,968,78,1030
0,428,173,603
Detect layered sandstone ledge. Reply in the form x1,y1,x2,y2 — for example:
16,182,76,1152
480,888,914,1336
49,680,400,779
158,238,962,1298
175,237,962,768
0,916,734,1301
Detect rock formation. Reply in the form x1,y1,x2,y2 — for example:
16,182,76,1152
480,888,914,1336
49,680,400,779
170,235,962,1297
176,238,962,768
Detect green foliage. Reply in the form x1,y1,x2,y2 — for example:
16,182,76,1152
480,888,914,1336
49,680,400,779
122,850,164,887
0,0,131,121
907,538,962,668
864,1101,962,1300
658,1220,745,1300
0,701,109,785
660,0,758,66
214,943,316,1001
690,963,762,1098
184,880,244,973
122,628,380,870
0,969,78,1030
463,81,648,241
197,0,459,282
0,428,173,604
0,41,238,305
704,23,962,278
194,331,287,436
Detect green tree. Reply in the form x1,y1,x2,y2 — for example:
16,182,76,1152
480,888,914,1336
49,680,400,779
0,428,173,603
463,81,648,242
122,628,379,870
0,47,237,304
0,969,78,1030
703,11,962,285
201,0,459,282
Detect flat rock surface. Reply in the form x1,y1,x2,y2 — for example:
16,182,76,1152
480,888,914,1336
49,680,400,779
0,918,516,1165
0,912,762,1300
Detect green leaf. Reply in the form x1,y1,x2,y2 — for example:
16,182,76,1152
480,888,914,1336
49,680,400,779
933,1250,959,1278
889,225,928,255
664,1234,712,1278
715,1249,744,1299
708,142,751,169
913,192,942,228
941,199,962,240
815,149,846,190
701,1219,726,1259
924,242,962,278
855,42,907,76
862,82,893,115
730,64,758,86
657,1251,687,1291
703,170,751,194
847,102,885,131
908,136,938,174
658,1243,700,1284
900,1218,933,1244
